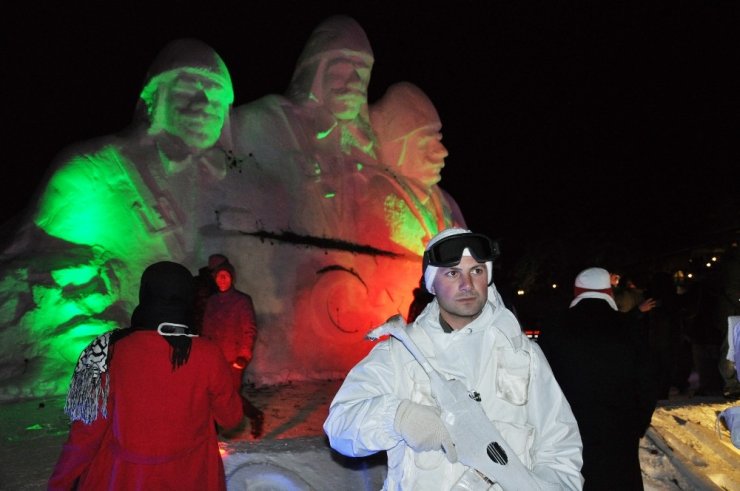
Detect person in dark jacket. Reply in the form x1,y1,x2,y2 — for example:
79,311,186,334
538,267,658,491
192,253,229,334
644,271,690,399
201,260,263,437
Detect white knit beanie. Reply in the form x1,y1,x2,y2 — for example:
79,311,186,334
569,267,618,310
423,228,493,294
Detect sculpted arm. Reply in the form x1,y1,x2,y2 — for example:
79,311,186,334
34,154,104,243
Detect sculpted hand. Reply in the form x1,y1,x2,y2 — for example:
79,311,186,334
394,399,457,463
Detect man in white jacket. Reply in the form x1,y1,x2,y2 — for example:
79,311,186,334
323,228,584,490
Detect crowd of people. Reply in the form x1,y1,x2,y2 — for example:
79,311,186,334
47,222,738,489
609,250,740,401
325,230,739,490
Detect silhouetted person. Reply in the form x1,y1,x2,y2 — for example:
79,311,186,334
644,271,687,399
538,267,657,491
613,272,646,313
685,272,726,396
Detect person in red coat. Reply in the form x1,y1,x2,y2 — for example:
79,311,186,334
202,260,263,437
48,261,243,490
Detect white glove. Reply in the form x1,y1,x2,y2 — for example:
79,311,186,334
394,399,458,462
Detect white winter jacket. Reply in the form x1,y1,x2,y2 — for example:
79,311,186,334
324,285,584,490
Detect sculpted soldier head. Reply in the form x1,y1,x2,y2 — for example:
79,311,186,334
371,82,448,189
138,38,234,150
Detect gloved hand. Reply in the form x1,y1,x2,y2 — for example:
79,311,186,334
394,399,457,462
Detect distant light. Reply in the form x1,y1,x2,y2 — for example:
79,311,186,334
706,262,712,268
552,283,557,289
687,273,694,279
711,256,717,262
517,289,525,296
524,329,540,340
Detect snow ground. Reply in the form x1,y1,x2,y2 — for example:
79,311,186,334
644,396,740,490
1,380,738,490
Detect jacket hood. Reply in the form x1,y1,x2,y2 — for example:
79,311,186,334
417,284,525,351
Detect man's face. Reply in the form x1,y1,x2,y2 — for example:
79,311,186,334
432,255,488,330
160,71,230,149
322,55,371,121
610,273,621,287
400,124,447,188
214,270,233,292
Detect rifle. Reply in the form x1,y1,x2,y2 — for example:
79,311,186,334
367,315,542,490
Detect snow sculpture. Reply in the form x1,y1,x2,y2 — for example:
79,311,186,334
0,38,239,399
214,15,422,385
365,82,467,256
232,14,380,240
0,17,469,399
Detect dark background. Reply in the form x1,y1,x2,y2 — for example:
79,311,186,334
3,2,738,298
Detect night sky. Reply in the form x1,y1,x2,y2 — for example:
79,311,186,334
3,2,738,283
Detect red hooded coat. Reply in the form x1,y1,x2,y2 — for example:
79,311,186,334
48,332,242,490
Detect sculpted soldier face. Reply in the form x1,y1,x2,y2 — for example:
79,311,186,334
401,124,448,189
322,55,371,121
158,70,231,150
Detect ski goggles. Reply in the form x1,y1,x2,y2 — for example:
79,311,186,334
423,233,500,269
